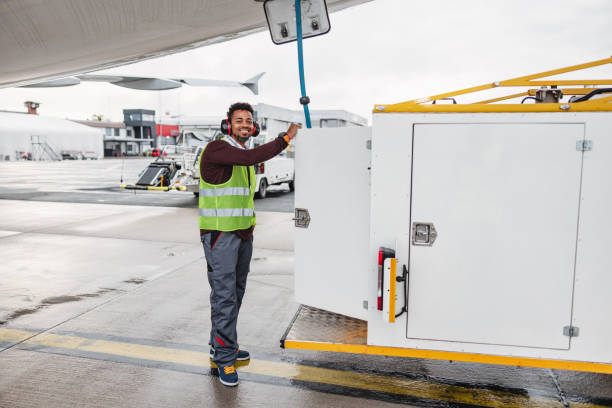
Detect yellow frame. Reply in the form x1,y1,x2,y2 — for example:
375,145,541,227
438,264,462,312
284,340,612,374
120,184,186,191
388,258,396,323
373,57,612,113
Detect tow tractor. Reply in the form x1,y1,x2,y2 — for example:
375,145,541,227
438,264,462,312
282,57,612,374
120,129,208,194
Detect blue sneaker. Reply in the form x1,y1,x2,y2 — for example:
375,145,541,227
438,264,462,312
218,364,238,387
210,347,250,361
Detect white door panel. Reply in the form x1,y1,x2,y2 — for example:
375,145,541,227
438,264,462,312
294,127,371,319
407,123,583,350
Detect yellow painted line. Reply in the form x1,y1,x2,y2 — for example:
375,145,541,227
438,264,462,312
284,341,612,375
242,358,575,408
0,328,34,344
0,328,608,408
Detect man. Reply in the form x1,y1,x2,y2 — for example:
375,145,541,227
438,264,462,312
199,102,298,386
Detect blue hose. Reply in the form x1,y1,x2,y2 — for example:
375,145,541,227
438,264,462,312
295,0,312,128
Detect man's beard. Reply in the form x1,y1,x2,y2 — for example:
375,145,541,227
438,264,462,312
235,134,249,143
233,131,250,144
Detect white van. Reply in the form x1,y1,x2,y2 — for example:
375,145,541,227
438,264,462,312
253,149,294,199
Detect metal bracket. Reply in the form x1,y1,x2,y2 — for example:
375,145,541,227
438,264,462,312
293,208,311,228
563,326,580,337
576,140,592,152
412,222,437,246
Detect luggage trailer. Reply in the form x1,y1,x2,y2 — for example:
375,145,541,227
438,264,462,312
282,57,612,374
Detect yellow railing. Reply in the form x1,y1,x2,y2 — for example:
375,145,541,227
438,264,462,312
373,56,612,113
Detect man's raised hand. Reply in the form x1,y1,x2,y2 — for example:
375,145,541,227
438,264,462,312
286,123,301,141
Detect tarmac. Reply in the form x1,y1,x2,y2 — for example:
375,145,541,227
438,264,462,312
0,159,611,407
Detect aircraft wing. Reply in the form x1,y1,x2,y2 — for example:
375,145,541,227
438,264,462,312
0,0,373,89
21,73,266,94
176,72,266,95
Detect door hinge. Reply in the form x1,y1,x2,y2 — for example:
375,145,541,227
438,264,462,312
366,140,372,150
576,140,592,152
293,208,311,228
563,326,579,337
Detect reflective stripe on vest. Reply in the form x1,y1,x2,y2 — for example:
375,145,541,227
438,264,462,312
199,208,254,217
199,187,250,197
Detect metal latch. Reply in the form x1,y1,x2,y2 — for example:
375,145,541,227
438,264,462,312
563,326,579,337
576,140,592,152
412,222,437,246
293,208,311,228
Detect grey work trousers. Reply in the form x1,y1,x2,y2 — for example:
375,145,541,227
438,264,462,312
201,231,253,366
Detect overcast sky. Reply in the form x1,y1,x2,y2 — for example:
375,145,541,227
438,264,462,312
0,0,611,123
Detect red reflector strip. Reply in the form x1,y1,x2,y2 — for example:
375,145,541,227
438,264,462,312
377,247,395,312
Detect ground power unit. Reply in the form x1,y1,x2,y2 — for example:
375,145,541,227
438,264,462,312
282,57,612,374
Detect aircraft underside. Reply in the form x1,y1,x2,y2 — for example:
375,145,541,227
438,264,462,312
0,0,371,88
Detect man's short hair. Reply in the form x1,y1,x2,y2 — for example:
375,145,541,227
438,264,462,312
227,102,254,121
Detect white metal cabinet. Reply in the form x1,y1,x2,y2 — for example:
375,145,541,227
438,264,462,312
294,127,371,319
407,123,584,349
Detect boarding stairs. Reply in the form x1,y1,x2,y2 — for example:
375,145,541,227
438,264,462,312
31,135,61,161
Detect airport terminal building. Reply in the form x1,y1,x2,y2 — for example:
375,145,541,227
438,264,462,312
74,109,157,157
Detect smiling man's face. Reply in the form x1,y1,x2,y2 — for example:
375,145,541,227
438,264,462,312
230,109,254,145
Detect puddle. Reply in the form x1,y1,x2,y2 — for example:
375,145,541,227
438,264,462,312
41,296,83,305
97,288,118,294
123,278,147,285
2,305,45,322
1,288,119,324
76,288,117,297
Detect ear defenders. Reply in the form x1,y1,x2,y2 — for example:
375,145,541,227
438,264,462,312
220,119,260,137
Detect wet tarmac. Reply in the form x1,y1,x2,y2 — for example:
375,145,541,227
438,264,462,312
0,158,294,211
0,160,610,408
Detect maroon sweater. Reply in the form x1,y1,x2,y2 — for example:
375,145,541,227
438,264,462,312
199,136,289,240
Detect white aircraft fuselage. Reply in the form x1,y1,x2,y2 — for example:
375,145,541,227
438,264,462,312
0,0,371,88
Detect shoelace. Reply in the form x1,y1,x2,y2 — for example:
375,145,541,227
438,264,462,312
223,366,236,375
